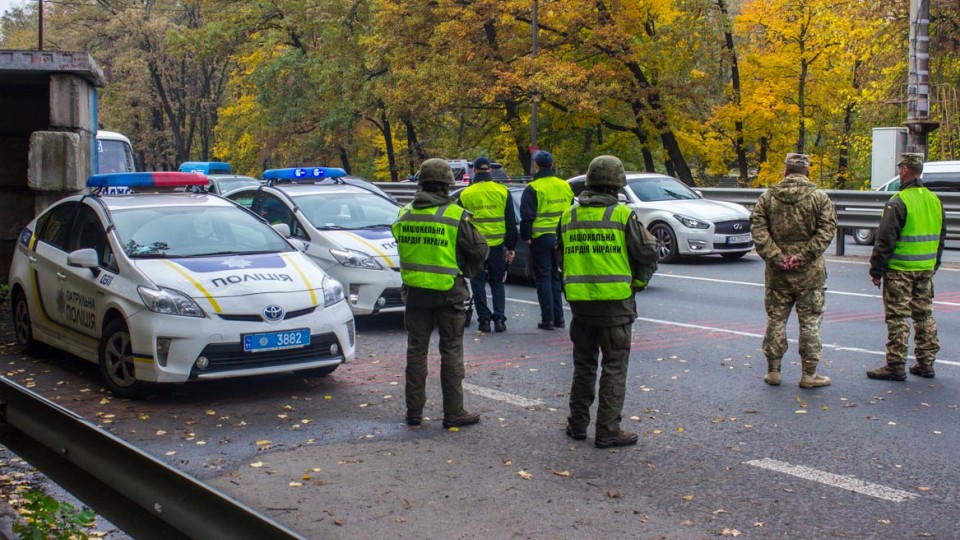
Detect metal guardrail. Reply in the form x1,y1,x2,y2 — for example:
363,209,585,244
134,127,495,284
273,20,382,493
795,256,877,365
376,183,959,253
0,378,306,540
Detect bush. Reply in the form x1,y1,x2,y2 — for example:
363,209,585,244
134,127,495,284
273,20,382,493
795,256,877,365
12,491,96,540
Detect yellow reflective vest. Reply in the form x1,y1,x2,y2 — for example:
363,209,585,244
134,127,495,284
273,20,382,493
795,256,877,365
889,187,943,271
560,204,635,301
460,181,508,247
392,204,464,290
529,176,574,238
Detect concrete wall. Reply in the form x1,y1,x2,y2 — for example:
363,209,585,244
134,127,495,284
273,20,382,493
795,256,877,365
0,66,98,282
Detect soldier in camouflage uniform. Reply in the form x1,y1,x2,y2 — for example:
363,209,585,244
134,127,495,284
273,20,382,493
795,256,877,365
750,153,837,388
867,153,945,381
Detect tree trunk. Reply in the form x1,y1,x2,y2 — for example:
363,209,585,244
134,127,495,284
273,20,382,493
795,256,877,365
380,105,398,182
338,145,352,174
796,56,808,154
715,0,748,183
836,60,861,189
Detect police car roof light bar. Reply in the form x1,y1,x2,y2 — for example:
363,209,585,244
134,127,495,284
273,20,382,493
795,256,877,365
179,161,233,175
262,167,348,186
87,172,211,191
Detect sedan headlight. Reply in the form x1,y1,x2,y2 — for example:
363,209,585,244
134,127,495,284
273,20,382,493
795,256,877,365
330,248,383,270
138,286,205,318
322,275,345,307
674,214,710,230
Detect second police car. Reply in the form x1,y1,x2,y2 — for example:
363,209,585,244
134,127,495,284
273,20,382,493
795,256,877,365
226,167,405,316
8,172,355,399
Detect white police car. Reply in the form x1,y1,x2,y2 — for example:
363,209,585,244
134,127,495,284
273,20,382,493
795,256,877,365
8,172,355,399
226,167,404,316
178,161,262,196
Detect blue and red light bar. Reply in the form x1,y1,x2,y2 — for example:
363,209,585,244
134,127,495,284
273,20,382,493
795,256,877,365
262,167,347,183
87,172,211,189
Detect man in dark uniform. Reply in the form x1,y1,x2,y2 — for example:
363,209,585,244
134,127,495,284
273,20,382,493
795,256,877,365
867,153,945,381
458,156,518,333
393,158,489,428
558,155,658,449
520,150,574,330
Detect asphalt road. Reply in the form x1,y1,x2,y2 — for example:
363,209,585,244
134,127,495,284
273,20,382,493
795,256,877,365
1,244,959,539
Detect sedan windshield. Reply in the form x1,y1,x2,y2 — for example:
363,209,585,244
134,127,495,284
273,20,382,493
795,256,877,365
112,206,293,258
627,177,699,202
295,192,401,229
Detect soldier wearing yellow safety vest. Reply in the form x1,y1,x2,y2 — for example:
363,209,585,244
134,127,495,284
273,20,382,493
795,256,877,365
393,158,489,429
457,156,518,333
557,155,658,449
520,150,574,330
867,153,946,381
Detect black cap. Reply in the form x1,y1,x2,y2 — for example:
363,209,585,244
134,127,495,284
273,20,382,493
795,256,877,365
473,156,491,170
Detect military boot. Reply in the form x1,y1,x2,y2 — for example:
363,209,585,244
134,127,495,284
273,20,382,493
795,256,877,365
799,372,831,388
764,358,781,386
866,365,907,381
909,363,936,378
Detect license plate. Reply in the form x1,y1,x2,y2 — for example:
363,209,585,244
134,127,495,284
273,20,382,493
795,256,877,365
727,233,751,244
243,328,310,353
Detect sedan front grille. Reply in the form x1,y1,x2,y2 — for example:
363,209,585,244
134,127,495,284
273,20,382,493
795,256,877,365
714,220,750,234
218,306,317,322
192,333,342,375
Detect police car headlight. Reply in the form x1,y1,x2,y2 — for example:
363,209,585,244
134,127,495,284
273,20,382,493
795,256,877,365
330,248,382,270
138,286,206,318
674,214,710,230
322,275,345,307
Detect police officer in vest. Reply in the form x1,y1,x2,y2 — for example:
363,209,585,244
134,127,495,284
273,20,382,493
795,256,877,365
520,150,574,330
867,153,945,381
458,156,518,333
393,158,490,428
558,155,658,449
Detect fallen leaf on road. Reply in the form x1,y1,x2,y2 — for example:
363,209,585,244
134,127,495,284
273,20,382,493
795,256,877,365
680,520,693,526
205,410,216,416
334,519,344,526
631,415,641,421
448,427,460,432
682,494,694,501
795,410,807,414
753,522,764,527
917,487,931,492
323,395,332,400
517,470,532,480
720,529,741,537
878,519,891,525
552,470,571,477
250,461,264,468
288,482,302,487
155,430,166,436
607,491,620,498
678,427,685,433
712,509,727,515
502,459,513,466
395,516,406,523
164,451,176,456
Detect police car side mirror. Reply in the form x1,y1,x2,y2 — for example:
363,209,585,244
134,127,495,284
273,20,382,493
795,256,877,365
272,223,292,238
617,193,628,204
287,238,308,252
68,248,101,277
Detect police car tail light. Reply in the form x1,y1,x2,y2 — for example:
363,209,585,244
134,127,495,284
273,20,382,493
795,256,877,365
322,275,345,307
330,248,382,270
262,167,347,186
156,338,172,367
138,286,206,318
87,172,210,191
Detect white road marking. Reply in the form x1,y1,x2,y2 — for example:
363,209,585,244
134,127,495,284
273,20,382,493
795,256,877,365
463,383,543,408
744,458,919,503
505,297,958,366
657,273,960,307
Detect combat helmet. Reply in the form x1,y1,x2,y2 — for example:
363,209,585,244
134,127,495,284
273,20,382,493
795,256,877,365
585,155,627,188
417,158,455,185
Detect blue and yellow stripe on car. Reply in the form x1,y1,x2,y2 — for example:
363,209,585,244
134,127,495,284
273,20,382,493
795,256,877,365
162,260,222,313
280,253,318,306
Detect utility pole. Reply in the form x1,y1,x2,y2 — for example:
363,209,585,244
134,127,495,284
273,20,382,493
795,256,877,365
530,0,539,176
906,0,938,155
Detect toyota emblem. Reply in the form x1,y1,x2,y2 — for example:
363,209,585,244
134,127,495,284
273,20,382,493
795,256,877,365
733,223,743,231
262,305,285,321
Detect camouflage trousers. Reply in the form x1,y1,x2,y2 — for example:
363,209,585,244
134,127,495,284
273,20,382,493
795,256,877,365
883,270,939,368
762,287,825,374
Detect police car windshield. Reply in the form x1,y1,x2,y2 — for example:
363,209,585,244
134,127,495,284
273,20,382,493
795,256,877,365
294,192,401,230
627,177,699,202
112,206,293,258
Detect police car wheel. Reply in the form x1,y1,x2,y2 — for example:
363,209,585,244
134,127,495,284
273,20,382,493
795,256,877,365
12,289,37,353
853,228,875,245
650,223,680,264
98,319,145,399
300,365,338,377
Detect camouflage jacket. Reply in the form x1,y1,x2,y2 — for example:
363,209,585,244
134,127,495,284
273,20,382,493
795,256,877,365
750,174,837,290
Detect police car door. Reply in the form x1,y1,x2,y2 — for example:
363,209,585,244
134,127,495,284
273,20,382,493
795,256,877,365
29,201,80,341
59,203,112,341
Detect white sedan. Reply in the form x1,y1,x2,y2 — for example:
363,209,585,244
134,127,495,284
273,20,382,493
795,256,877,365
226,167,404,316
568,173,753,263
8,172,355,399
